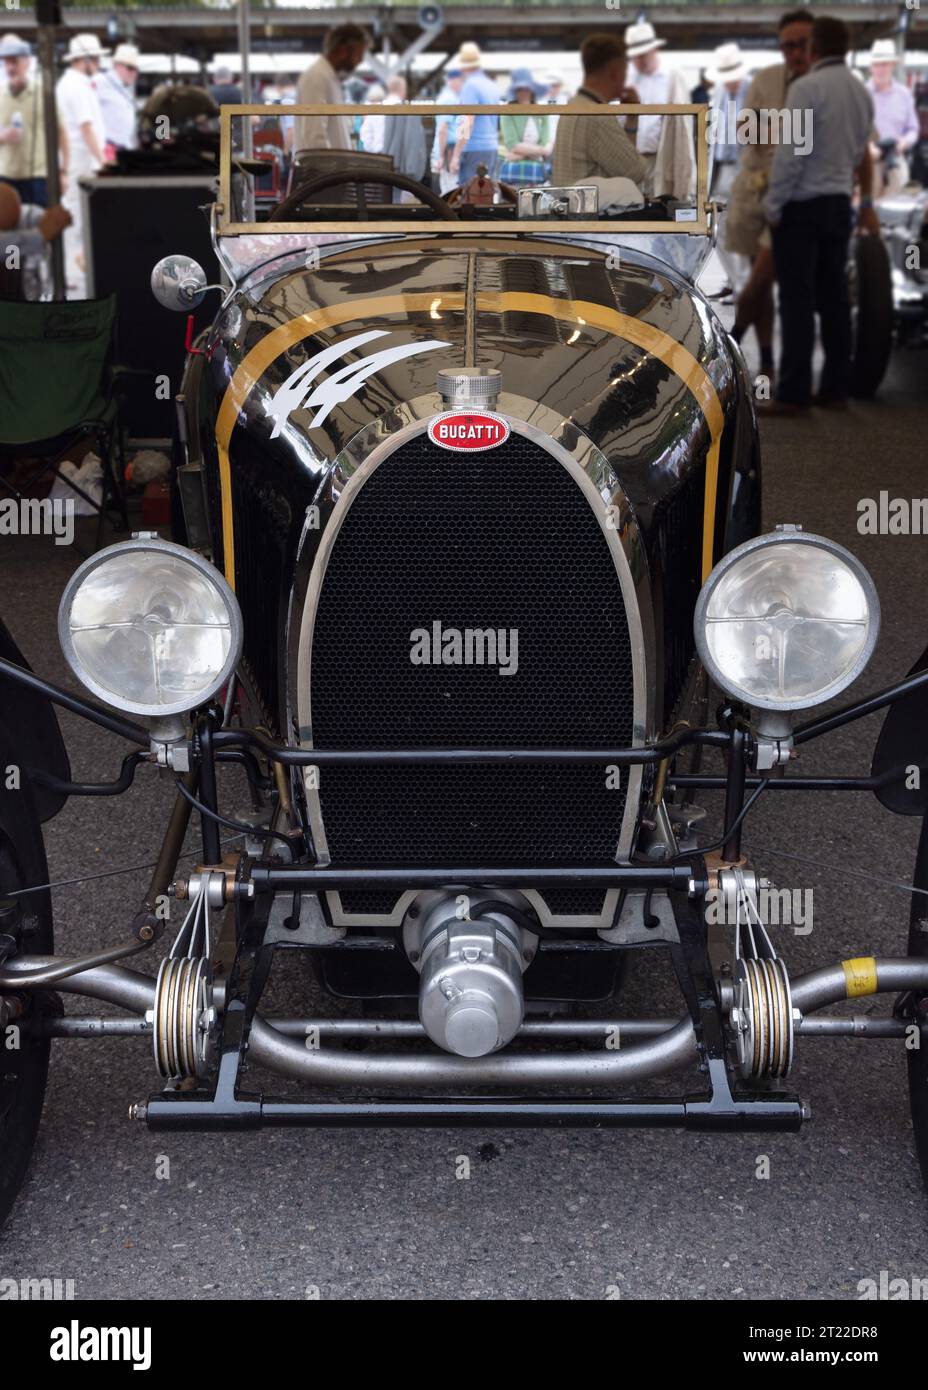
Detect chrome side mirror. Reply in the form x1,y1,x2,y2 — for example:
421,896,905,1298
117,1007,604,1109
150,255,209,312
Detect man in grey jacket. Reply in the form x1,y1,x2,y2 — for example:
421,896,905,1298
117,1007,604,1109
763,16,872,412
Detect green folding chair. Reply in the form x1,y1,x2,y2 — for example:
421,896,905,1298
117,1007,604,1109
0,295,129,549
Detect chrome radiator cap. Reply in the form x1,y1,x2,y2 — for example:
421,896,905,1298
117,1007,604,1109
436,367,502,409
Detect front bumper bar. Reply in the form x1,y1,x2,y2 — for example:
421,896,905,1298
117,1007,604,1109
140,1090,806,1132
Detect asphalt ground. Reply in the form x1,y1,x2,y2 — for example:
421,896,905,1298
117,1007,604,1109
1,311,927,1302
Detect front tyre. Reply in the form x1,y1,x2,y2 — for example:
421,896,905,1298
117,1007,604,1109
906,816,928,1192
0,810,54,1229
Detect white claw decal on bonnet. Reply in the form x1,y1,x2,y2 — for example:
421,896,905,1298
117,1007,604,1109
265,329,451,436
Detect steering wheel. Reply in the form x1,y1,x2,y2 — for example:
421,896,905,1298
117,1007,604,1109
271,169,460,222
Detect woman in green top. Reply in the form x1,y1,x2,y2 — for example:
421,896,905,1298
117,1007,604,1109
499,69,552,188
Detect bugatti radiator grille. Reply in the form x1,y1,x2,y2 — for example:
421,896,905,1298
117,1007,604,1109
309,431,637,918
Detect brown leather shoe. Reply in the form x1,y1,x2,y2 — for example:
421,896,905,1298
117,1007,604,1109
754,399,812,418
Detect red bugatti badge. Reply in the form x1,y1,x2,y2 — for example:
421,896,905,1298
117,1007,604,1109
428,410,510,452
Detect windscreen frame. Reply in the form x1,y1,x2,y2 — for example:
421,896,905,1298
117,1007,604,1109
217,102,710,236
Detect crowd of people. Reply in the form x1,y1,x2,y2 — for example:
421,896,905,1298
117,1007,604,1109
0,30,143,294
285,23,701,202
288,28,565,195
0,13,924,410
711,10,921,415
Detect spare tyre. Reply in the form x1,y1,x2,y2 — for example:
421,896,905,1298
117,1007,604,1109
850,233,893,398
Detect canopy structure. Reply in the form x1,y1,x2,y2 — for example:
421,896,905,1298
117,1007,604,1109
2,2,920,70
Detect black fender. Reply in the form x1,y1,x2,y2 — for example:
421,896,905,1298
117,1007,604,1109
872,641,928,815
0,619,70,823
720,349,762,556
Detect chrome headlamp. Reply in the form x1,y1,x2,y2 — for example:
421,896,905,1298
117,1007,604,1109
58,538,242,718
694,526,879,714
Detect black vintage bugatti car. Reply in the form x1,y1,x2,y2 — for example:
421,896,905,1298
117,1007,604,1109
2,104,928,1223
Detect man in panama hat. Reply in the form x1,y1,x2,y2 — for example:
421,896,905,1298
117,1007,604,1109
449,42,502,186
623,20,695,202
56,33,108,294
97,42,141,153
866,38,917,194
706,42,752,301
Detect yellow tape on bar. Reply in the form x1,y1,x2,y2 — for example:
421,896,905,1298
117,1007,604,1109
843,957,878,998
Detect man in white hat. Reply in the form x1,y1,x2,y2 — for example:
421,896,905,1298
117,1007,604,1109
866,39,918,194
56,33,108,295
706,42,752,300
0,34,68,207
96,42,140,154
623,20,695,202
449,42,502,185
708,42,751,185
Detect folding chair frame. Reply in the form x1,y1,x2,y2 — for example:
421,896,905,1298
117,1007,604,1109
0,411,129,555
0,291,131,554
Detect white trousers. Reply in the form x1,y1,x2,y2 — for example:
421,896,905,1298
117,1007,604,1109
62,163,95,298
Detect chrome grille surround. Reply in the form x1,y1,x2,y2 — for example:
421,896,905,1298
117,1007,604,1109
292,393,655,930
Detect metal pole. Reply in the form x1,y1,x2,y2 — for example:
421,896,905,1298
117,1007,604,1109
236,0,254,222
35,23,65,298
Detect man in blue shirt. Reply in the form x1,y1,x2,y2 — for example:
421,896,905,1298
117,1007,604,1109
449,43,501,185
763,16,873,412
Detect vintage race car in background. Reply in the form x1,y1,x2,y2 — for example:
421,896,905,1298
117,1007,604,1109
848,185,928,398
877,184,928,344
2,104,928,1225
